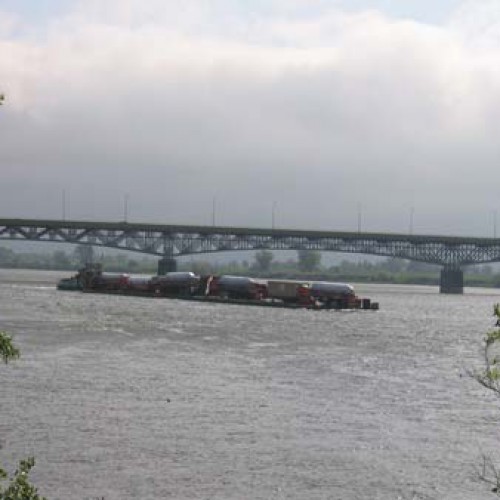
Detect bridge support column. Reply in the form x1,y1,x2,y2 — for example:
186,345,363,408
440,266,463,294
158,257,177,275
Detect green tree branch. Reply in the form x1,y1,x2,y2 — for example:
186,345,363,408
472,305,500,495
0,332,19,364
0,332,47,500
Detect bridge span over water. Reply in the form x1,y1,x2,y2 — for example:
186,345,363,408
2,218,500,293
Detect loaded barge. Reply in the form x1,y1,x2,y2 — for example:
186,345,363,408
58,264,379,311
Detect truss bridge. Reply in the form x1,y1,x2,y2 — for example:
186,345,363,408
2,218,499,293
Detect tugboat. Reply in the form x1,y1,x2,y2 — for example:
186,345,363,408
56,273,83,291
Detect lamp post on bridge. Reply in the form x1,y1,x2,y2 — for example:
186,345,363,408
123,194,130,223
62,189,67,221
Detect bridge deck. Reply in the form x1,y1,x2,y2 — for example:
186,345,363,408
1,218,500,267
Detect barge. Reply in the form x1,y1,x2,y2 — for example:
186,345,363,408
58,265,379,311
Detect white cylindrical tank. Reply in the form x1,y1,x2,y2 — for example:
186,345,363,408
218,275,257,290
310,282,355,296
152,272,200,285
127,277,151,290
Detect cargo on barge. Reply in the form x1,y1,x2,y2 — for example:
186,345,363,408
58,264,379,311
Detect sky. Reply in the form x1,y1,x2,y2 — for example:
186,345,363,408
1,0,500,237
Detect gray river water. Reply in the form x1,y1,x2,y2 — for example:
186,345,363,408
1,269,500,499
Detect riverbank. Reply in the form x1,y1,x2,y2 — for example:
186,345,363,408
1,265,500,289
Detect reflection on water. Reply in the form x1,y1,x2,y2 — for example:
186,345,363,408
1,269,500,499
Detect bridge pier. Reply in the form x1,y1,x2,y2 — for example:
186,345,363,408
440,266,463,294
158,257,177,275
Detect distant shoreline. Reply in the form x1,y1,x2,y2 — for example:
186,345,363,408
0,265,499,290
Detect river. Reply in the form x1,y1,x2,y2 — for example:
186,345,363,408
1,269,500,499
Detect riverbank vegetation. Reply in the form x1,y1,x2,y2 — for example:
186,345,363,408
0,331,46,500
472,305,500,495
1,245,500,288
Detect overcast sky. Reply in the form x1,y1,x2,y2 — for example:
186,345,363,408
1,0,500,236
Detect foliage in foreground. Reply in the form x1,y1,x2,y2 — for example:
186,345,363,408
0,458,47,500
473,304,500,395
0,332,19,364
472,304,500,495
0,332,47,500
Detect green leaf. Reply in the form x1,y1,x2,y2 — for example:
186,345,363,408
0,331,20,364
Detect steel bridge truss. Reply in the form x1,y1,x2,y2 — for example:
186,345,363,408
2,219,500,267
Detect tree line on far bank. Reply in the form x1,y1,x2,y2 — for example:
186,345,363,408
1,245,500,287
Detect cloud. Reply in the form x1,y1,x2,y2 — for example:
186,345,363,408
449,0,500,50
1,1,500,235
